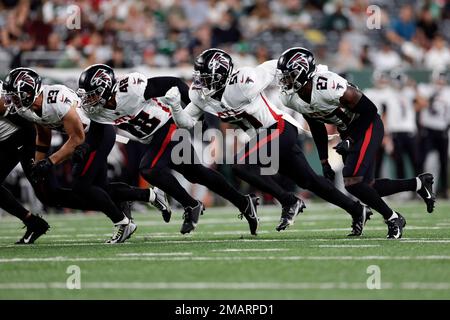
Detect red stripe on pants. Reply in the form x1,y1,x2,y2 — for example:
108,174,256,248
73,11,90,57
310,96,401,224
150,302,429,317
239,118,285,162
352,123,374,176
151,124,177,168
81,151,97,176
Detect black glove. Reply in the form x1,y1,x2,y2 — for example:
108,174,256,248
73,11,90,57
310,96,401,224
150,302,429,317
72,143,90,164
333,139,352,155
30,158,53,184
321,161,335,181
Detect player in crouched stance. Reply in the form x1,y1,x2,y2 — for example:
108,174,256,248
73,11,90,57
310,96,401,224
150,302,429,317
2,68,169,244
166,48,371,236
275,47,435,239
0,83,49,244
77,64,258,235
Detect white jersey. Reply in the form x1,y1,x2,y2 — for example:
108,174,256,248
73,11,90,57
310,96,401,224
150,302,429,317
280,65,358,132
0,117,19,142
365,86,417,134
388,86,417,134
18,84,89,132
186,60,300,136
0,82,20,141
85,72,172,144
418,83,450,131
363,87,390,115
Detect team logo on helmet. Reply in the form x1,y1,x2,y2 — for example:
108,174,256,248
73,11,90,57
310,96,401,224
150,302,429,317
90,69,112,87
208,52,230,71
286,53,310,72
13,71,36,89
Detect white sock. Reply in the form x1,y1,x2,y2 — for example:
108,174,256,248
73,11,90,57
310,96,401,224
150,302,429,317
115,216,130,226
148,188,156,203
388,211,398,221
416,177,422,191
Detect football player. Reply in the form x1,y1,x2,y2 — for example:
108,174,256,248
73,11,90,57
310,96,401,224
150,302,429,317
275,47,435,239
2,68,170,243
76,64,259,235
0,81,49,244
165,48,371,236
417,70,450,199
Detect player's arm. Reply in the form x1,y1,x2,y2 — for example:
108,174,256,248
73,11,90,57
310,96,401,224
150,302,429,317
304,116,329,161
144,76,204,128
339,85,378,142
304,115,335,181
239,60,278,101
165,87,204,129
48,106,85,165
35,124,52,161
144,76,190,105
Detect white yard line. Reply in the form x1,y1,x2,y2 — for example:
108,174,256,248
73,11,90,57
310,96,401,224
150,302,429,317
117,252,193,256
0,281,449,290
1,237,450,248
211,248,289,252
1,224,448,242
315,245,381,248
1,255,450,263
212,230,270,235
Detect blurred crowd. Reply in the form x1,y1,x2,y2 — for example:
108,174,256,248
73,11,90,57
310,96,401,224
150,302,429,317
0,0,449,72
1,0,450,212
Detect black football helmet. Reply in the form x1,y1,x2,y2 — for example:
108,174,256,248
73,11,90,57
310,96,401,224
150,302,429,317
77,64,116,114
390,69,408,88
2,67,42,114
276,47,316,94
193,48,234,97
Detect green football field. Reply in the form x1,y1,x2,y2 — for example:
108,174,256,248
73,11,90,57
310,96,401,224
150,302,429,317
0,200,449,300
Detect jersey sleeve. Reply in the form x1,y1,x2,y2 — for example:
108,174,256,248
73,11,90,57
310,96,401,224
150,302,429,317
316,71,348,107
188,86,206,112
237,60,278,102
123,72,147,99
52,87,79,120
279,93,294,109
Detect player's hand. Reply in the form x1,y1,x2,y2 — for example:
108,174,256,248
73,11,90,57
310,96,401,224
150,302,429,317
334,139,352,155
72,143,90,164
321,161,335,181
162,86,181,111
30,158,53,184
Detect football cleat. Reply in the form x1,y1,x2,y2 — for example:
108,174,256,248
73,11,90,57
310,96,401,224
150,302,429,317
276,197,306,231
16,214,50,244
348,205,372,237
180,201,204,234
151,187,172,223
238,194,260,235
106,221,137,244
386,212,406,239
417,173,435,213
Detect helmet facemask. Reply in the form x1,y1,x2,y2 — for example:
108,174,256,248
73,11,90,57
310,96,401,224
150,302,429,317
2,81,41,115
192,69,229,98
77,86,108,115
276,69,308,95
